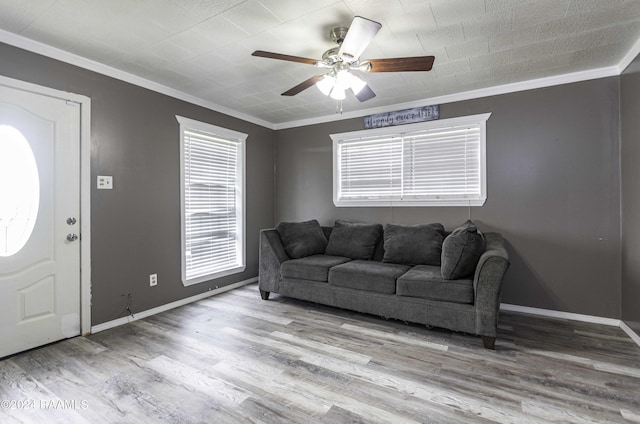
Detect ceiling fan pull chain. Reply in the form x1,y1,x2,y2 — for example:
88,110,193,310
336,100,343,114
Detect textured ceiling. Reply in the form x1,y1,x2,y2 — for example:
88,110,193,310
0,0,639,126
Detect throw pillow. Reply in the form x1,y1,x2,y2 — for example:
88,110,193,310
324,220,383,260
276,219,328,259
382,223,445,266
441,220,486,280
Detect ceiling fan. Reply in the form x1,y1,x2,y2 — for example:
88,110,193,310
252,16,435,103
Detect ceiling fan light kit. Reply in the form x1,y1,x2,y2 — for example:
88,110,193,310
316,74,334,96
331,86,346,100
252,16,435,111
317,69,367,99
342,72,367,95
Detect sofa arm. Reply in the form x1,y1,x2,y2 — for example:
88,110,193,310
259,229,289,294
473,233,510,336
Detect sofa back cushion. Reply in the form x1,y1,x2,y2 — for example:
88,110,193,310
382,223,445,266
441,220,486,279
324,220,382,260
276,219,328,259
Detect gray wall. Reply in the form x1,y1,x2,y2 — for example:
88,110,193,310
0,42,275,325
1,38,628,325
621,53,640,334
276,78,622,318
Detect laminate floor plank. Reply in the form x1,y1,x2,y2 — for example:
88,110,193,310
2,283,640,423
199,297,295,326
220,326,538,423
270,331,373,364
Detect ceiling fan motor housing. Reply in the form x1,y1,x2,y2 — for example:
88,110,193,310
321,47,341,65
330,26,349,44
323,26,353,66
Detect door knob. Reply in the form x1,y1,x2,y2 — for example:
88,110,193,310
66,233,78,242
67,217,77,225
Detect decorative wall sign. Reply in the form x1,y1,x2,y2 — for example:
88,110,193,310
364,105,440,129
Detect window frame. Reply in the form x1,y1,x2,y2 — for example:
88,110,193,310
177,115,246,286
331,113,491,207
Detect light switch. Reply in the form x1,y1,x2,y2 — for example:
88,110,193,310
97,175,113,189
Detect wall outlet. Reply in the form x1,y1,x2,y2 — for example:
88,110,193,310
149,273,157,287
97,175,113,189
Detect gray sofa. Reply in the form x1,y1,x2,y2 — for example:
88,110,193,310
259,220,510,349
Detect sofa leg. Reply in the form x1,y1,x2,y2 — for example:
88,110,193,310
481,336,496,350
259,289,270,300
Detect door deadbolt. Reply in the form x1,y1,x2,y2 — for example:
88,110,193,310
67,217,77,225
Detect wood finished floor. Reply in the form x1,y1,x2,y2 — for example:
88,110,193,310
1,283,640,424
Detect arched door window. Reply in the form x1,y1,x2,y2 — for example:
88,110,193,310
0,125,40,257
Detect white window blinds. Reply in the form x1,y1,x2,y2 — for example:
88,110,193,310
177,116,246,286
338,135,402,200
332,113,490,207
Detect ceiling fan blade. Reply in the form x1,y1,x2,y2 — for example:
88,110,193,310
353,85,376,102
252,50,318,65
338,16,382,61
365,56,435,72
282,74,325,96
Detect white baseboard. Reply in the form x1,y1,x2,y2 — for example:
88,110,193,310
90,285,640,349
501,303,640,349
620,321,640,348
91,277,258,334
500,303,621,326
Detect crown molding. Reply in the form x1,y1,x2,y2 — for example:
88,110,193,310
274,65,619,130
618,36,640,74
0,29,275,130
1,27,638,131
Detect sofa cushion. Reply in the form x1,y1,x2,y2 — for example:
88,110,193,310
397,265,474,304
281,254,351,282
329,260,410,294
276,219,328,259
441,220,486,279
382,223,445,266
324,220,383,260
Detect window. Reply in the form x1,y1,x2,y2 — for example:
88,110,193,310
0,125,40,257
177,116,246,286
331,113,490,207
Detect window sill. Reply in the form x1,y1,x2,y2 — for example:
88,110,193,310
334,198,486,207
182,265,246,287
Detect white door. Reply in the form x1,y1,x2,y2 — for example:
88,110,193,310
0,84,80,358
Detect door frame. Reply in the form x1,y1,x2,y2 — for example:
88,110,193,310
0,75,92,335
